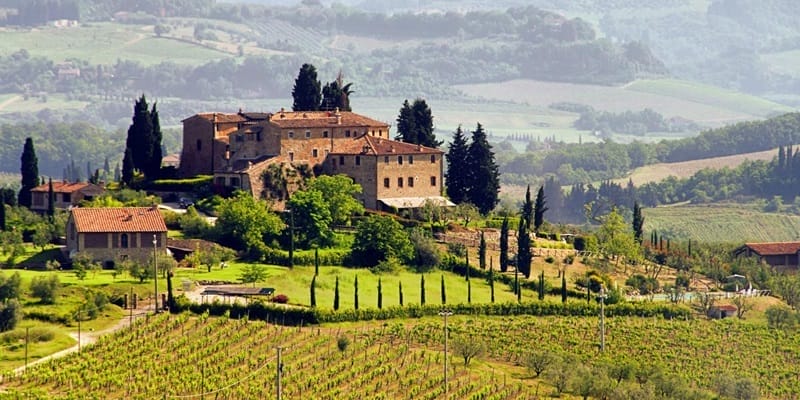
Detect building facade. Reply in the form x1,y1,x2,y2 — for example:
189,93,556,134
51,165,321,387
30,181,105,213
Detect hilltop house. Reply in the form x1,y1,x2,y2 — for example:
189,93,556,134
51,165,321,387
180,108,447,210
30,181,105,213
66,207,167,267
734,242,800,269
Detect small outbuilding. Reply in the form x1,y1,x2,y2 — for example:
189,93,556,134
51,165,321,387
708,304,738,319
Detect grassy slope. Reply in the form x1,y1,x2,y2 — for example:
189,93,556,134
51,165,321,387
643,203,800,243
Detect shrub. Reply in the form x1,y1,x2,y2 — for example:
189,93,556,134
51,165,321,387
0,299,21,332
271,294,289,304
30,274,61,304
409,229,440,272
337,335,351,352
563,254,575,265
545,256,555,264
446,242,466,257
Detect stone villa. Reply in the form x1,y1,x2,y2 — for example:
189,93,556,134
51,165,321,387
179,108,450,210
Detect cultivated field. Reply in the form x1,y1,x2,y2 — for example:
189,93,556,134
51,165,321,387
643,203,800,243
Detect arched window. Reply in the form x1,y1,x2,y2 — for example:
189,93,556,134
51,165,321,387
121,233,129,248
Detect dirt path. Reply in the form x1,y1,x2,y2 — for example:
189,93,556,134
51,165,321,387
0,95,20,111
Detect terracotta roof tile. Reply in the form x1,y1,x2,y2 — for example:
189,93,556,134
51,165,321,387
743,242,800,256
71,207,167,233
31,181,104,194
184,113,247,124
330,135,442,156
270,111,389,129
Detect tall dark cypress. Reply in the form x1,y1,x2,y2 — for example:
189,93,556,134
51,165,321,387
354,275,359,310
517,218,532,279
148,102,163,179
126,95,153,176
465,123,499,214
534,185,548,233
399,281,404,306
561,274,567,303
445,125,470,204
377,277,382,309
632,202,645,244
420,274,426,305
499,217,509,273
310,275,317,308
19,137,39,208
538,271,545,301
395,99,440,147
441,275,446,304
122,147,135,187
489,266,495,303
291,63,321,111
478,231,487,269
521,185,533,230
333,276,340,310
467,279,471,304
46,178,55,218
395,100,415,143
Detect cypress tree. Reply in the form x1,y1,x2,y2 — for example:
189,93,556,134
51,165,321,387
333,276,340,310
310,275,317,307
354,274,359,310
632,202,645,244
478,231,486,269
0,191,5,231
395,100,415,143
489,265,495,303
420,274,426,305
19,137,38,208
538,271,545,301
291,63,321,111
399,281,404,306
521,185,533,230
465,248,469,280
517,218,532,279
103,157,110,176
561,274,567,303
499,217,509,273
122,147,135,187
516,275,521,303
534,185,548,233
467,279,471,304
465,123,499,214
314,248,319,276
114,162,121,182
440,275,446,304
377,277,382,309
445,125,470,204
46,177,54,218
126,95,154,177
147,102,163,179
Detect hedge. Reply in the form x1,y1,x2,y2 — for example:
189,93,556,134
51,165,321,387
137,175,213,192
260,248,349,267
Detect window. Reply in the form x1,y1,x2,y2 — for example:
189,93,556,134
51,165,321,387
409,156,414,164
384,156,389,164
398,156,403,165
256,132,262,141
312,149,318,158
345,130,351,137
215,177,225,185
408,177,414,187
63,193,71,203
231,177,240,187
431,176,437,186
288,131,294,138
398,177,403,188
430,155,436,163
339,156,345,165
196,139,202,151
235,135,244,142
121,233,129,249
383,178,390,188
355,156,361,166
305,130,311,138
323,130,329,138
288,151,294,162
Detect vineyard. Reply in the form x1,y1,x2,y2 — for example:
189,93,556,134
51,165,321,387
2,312,800,399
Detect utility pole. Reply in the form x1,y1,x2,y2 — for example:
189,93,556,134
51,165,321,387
438,309,453,396
153,234,159,313
276,346,283,400
598,287,608,352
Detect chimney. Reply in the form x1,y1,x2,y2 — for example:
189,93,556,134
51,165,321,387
334,107,342,125
280,107,285,118
417,144,422,151
389,145,395,153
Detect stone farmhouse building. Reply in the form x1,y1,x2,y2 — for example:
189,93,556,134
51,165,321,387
66,207,168,266
30,180,105,213
734,242,800,270
179,108,449,210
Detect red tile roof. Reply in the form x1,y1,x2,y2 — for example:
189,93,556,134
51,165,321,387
71,207,167,233
330,134,442,156
31,181,104,195
184,113,247,124
270,111,389,129
743,242,800,256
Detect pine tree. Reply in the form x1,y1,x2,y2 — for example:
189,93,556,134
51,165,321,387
632,202,645,244
445,125,470,204
395,99,440,148
396,100,415,143
377,277,382,309
499,217,509,273
465,123,500,214
0,191,5,231
310,275,317,307
122,147,135,187
517,218,532,279
46,178,54,219
19,137,39,208
354,274,359,310
478,231,487,269
292,63,321,111
521,185,533,230
420,274,426,305
333,276,340,310
534,185,548,233
399,281,404,306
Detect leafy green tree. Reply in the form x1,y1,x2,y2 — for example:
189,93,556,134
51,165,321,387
350,215,413,267
597,208,641,267
0,299,21,332
215,191,284,257
320,72,353,111
308,175,364,226
71,252,100,280
128,260,154,283
30,274,60,304
765,304,795,330
19,137,38,208
409,228,440,272
534,185,548,233
445,125,469,204
395,99,440,148
499,216,509,272
292,63,321,111
31,222,51,250
287,188,334,248
452,335,485,366
239,263,268,287
465,123,500,214
179,206,212,238
517,218,532,278
523,350,556,377
632,201,644,244
333,276,340,310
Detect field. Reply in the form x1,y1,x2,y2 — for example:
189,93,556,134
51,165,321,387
1,308,798,399
643,203,800,243
762,50,800,79
455,78,792,127
619,146,782,186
